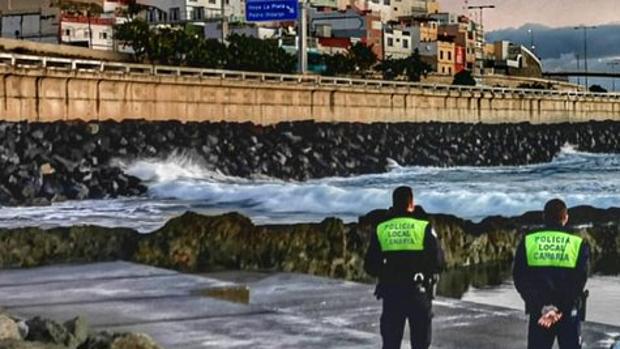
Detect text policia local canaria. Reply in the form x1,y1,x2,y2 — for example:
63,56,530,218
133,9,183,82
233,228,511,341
533,235,573,262
384,222,419,246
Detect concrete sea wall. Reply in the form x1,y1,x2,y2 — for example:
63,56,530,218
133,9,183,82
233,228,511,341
1,62,619,124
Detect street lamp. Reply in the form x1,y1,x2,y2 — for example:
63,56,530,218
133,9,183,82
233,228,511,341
574,25,597,89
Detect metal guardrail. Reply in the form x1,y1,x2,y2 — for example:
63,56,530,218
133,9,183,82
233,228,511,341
1,52,619,100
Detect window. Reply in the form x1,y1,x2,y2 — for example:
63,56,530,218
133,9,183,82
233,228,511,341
83,30,90,38
403,39,408,48
209,0,216,4
384,0,390,5
169,7,180,21
148,9,156,22
64,29,71,36
447,51,452,60
192,6,205,20
99,32,108,40
440,50,444,60
448,67,452,74
387,37,393,47
158,10,168,22
442,67,445,74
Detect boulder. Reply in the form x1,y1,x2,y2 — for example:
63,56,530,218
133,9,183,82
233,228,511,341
0,315,20,341
0,339,66,349
25,317,78,349
110,333,162,349
80,332,162,349
63,318,87,346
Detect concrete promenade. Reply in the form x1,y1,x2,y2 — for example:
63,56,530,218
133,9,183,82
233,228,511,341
0,261,618,348
1,53,620,124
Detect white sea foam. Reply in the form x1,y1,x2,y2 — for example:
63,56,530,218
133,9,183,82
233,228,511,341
0,146,619,231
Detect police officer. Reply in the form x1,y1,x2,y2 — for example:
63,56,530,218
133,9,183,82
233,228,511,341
364,186,444,349
513,198,589,349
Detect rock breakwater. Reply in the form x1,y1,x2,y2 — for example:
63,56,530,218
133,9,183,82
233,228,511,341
0,207,618,280
1,120,620,206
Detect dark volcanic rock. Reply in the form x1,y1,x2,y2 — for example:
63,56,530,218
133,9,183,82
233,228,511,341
1,120,620,206
0,207,618,280
0,312,161,349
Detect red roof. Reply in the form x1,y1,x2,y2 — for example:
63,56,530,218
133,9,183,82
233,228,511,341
318,37,352,49
61,15,114,26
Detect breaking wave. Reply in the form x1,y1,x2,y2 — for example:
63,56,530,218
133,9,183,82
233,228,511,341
1,145,619,232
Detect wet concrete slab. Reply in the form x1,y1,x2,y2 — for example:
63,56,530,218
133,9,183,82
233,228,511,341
0,262,617,349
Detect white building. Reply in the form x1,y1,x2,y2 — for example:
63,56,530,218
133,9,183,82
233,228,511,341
361,0,439,22
384,27,412,59
137,0,245,24
59,1,129,51
0,0,59,43
60,15,116,50
204,22,277,40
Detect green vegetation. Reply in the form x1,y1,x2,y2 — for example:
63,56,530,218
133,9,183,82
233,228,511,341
322,42,378,77
452,69,477,86
590,84,608,93
376,49,432,82
517,82,555,90
114,19,296,73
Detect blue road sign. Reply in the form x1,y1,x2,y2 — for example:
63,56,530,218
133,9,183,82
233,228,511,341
246,0,298,22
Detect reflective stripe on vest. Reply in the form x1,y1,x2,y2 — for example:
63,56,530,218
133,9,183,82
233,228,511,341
377,217,428,252
525,231,583,269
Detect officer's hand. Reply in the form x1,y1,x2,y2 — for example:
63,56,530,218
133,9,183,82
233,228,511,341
537,310,563,328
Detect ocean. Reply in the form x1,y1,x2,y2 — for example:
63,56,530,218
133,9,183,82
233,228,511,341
1,144,618,232
0,143,618,326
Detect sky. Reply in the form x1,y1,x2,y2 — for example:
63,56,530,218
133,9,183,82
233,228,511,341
440,0,619,31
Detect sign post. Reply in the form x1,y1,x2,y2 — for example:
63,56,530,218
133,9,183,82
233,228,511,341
298,1,307,74
245,0,299,22
245,0,307,74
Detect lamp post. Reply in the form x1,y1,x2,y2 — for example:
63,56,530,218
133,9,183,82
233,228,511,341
574,25,597,89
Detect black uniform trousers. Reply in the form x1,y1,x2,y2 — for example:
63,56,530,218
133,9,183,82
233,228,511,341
380,286,432,349
528,311,581,349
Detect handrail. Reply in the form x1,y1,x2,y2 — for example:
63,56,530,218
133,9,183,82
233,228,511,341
0,52,618,100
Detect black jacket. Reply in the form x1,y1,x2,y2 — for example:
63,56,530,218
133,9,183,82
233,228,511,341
364,208,444,288
512,226,589,315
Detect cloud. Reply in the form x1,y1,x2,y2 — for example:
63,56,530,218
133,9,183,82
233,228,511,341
488,24,620,60
488,24,620,90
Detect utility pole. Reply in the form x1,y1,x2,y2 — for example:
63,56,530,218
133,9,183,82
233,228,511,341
467,4,495,75
298,0,308,74
574,25,597,89
608,61,620,92
87,9,92,49
527,28,535,52
221,0,228,43
575,53,580,86
468,5,494,33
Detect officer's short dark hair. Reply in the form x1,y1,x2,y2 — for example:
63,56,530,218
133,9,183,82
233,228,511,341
544,199,568,225
392,186,413,211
